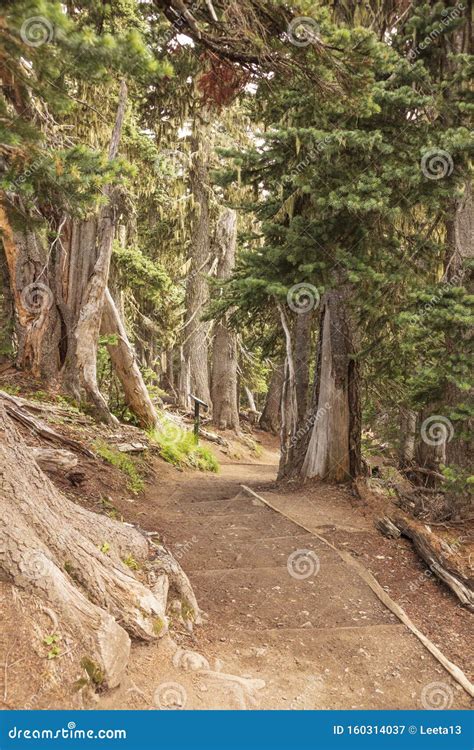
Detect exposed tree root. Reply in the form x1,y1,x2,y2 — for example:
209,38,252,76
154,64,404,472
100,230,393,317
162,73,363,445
0,403,201,688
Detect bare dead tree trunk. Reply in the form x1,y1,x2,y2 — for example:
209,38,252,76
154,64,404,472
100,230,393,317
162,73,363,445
244,386,257,413
277,303,299,479
301,290,361,482
399,409,417,467
280,290,361,482
259,362,284,434
100,289,159,430
294,310,313,423
0,401,200,688
211,209,239,430
63,81,128,423
180,114,213,411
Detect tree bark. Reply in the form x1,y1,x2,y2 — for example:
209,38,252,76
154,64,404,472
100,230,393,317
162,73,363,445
180,113,212,411
0,401,200,688
399,409,417,467
280,290,361,482
211,209,239,430
0,204,61,381
100,289,159,430
301,290,361,482
277,303,299,479
63,80,128,423
259,362,284,434
294,309,313,423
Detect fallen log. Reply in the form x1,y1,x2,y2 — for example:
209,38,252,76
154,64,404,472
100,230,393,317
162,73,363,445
117,442,148,453
0,391,95,458
199,427,228,447
392,515,474,611
375,516,401,539
0,390,91,424
31,447,78,473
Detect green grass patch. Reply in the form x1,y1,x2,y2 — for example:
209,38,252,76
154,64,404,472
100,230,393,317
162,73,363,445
149,421,219,473
93,440,144,493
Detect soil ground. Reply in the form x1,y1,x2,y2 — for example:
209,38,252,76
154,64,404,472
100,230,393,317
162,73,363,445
99,438,473,710
0,400,472,711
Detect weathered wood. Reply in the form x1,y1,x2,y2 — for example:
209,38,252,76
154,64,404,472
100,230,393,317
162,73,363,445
211,208,239,430
198,427,228,447
101,288,159,430
0,391,91,424
259,362,284,434
392,515,474,610
0,403,201,688
31,447,78,473
117,442,148,454
180,112,213,410
65,81,128,423
375,516,402,539
0,391,95,457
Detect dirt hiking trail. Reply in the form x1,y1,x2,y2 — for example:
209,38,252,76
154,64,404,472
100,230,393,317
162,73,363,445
98,443,472,711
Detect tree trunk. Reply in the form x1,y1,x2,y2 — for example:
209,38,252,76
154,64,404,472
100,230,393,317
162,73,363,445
63,80,128,423
259,362,284,434
294,309,313,423
417,183,472,489
280,290,361,482
0,401,200,688
211,209,239,430
277,303,299,479
180,114,212,411
0,204,61,381
302,290,361,482
244,386,257,413
100,289,159,430
0,237,14,363
444,182,473,477
399,409,417,467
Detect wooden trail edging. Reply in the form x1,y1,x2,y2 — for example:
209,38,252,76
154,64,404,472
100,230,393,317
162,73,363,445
240,484,474,700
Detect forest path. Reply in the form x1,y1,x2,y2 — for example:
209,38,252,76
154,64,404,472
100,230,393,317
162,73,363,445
101,446,471,710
